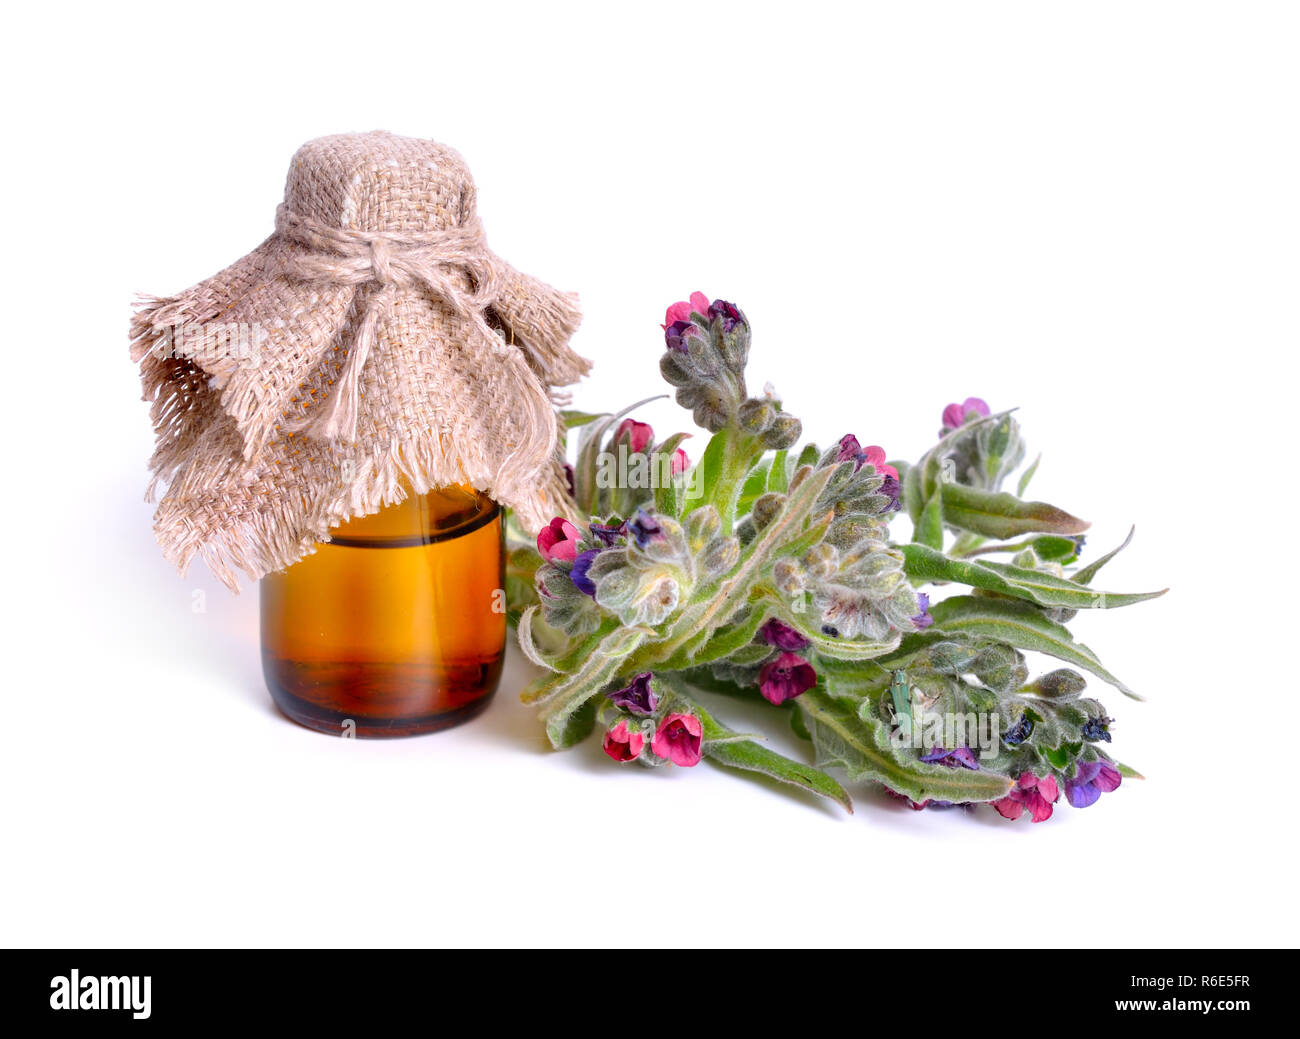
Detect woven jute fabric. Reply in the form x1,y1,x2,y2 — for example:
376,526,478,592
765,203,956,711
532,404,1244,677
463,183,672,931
131,131,587,590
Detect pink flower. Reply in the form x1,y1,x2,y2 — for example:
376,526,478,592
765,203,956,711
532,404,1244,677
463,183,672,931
651,713,703,766
758,651,818,705
537,517,582,563
941,397,990,433
615,418,654,454
603,720,645,762
835,435,899,481
662,291,711,329
860,444,899,482
670,448,689,475
992,771,1060,823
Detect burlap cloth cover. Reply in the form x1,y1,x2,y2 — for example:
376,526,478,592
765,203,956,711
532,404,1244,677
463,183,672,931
131,131,588,590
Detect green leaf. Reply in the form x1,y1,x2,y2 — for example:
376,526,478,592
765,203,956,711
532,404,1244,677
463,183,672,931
902,543,1165,609
914,482,945,549
647,605,767,671
652,431,692,518
683,427,729,519
736,457,773,515
767,450,790,493
694,701,853,813
903,456,924,524
924,595,1143,699
560,409,607,430
573,396,665,515
790,706,812,742
798,690,1014,804
940,482,1090,539
504,546,540,626
1072,526,1135,585
1016,454,1042,497
1028,535,1083,562
545,695,597,749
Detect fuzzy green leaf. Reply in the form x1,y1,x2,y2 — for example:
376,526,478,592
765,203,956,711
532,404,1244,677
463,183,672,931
546,696,597,749
940,482,1090,539
1072,526,1136,585
914,482,945,549
1016,454,1042,497
683,427,729,519
925,595,1143,699
560,409,607,430
902,543,1165,609
767,450,790,493
694,702,853,813
798,690,1014,804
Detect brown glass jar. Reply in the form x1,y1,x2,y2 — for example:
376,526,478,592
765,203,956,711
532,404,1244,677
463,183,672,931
260,485,505,737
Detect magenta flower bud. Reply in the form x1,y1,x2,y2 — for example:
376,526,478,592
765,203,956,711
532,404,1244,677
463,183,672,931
991,771,1060,823
603,719,645,762
707,298,744,333
941,397,990,433
651,713,703,766
835,433,863,463
671,447,689,475
615,418,654,454
758,651,818,705
537,517,582,563
758,618,811,652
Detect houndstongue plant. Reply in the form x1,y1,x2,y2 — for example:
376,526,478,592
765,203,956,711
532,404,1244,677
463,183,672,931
506,293,1164,821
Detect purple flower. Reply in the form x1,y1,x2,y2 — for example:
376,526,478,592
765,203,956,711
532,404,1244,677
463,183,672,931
941,397,991,434
919,745,979,769
608,672,658,716
1064,760,1122,808
1081,714,1112,743
589,521,626,546
911,592,933,630
758,652,818,705
758,618,811,652
570,549,600,597
663,319,697,352
627,507,662,548
879,473,901,512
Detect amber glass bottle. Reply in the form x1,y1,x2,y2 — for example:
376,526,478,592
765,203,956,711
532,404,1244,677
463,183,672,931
260,485,505,737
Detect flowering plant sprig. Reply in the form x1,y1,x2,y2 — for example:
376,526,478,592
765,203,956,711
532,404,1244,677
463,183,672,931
506,294,1164,821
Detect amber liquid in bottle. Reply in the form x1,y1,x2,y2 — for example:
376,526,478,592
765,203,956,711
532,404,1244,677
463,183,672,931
260,485,505,737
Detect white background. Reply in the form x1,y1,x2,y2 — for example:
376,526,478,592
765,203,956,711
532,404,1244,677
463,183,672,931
1,1,1295,947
